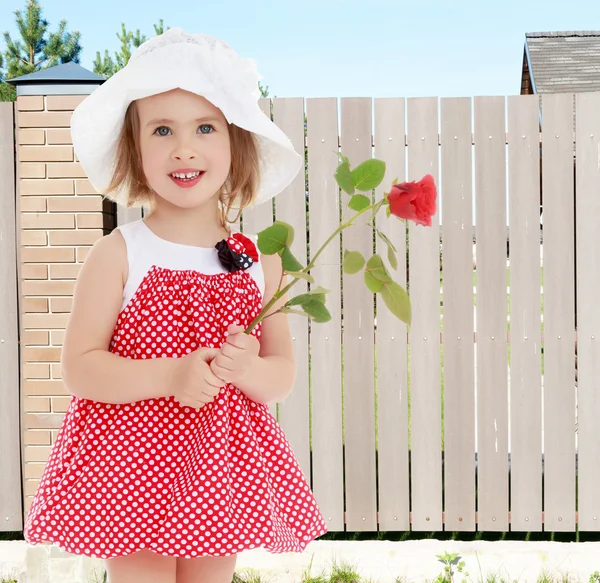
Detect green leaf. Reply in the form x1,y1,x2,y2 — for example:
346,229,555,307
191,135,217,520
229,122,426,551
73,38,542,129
364,271,384,293
307,286,330,303
274,220,295,246
336,152,350,165
376,229,398,253
351,159,386,192
257,223,288,255
286,293,315,308
386,205,392,218
376,229,398,270
366,254,392,283
303,299,332,323
286,286,330,308
388,245,398,270
307,286,331,296
281,306,311,318
348,194,371,212
286,271,315,283
280,247,303,272
372,198,387,216
343,250,366,274
381,281,411,325
335,158,355,195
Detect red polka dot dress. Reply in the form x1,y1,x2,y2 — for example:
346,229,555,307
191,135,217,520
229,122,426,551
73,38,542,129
25,219,328,559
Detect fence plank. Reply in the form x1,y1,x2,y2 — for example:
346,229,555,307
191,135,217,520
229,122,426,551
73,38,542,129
242,98,274,239
0,102,22,531
507,94,543,531
407,97,443,530
474,96,509,531
242,98,276,417
242,98,275,235
306,97,344,531
541,93,576,531
574,92,600,531
440,97,476,531
374,98,410,531
116,205,142,226
340,97,377,531
272,98,311,481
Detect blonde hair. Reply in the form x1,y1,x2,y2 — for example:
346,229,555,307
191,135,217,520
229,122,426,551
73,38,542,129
105,101,261,225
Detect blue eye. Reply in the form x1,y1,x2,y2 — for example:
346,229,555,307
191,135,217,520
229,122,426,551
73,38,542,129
155,126,171,136
198,124,215,134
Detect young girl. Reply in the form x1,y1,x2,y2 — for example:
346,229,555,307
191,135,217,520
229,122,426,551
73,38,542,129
24,28,327,583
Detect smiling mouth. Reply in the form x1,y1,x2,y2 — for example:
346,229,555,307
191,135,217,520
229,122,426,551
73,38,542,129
169,171,204,181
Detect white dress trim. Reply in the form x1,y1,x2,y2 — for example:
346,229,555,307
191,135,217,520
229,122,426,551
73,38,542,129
116,220,265,311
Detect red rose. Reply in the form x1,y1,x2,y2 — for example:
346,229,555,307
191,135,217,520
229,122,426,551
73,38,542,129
387,174,437,227
232,233,259,262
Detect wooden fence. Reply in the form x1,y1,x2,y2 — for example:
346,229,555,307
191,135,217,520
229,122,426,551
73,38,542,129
3,91,600,532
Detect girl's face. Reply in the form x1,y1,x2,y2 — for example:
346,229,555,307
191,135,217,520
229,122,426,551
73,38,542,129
137,89,231,210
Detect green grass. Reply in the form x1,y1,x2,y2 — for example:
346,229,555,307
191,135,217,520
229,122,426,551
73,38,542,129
87,569,108,583
227,569,600,583
0,568,19,583
327,560,363,583
36,556,600,583
233,570,271,583
229,565,600,583
0,564,19,583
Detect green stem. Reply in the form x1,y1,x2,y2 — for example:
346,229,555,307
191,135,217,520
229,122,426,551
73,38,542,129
244,202,377,334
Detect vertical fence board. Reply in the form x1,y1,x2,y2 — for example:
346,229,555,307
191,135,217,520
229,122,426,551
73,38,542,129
407,97,443,530
242,98,275,235
507,94,543,531
242,97,275,232
574,92,600,530
272,98,311,481
440,97,476,531
243,98,277,417
374,98,410,530
306,97,344,531
340,97,377,531
0,102,22,531
116,205,142,226
541,93,576,531
474,96,509,531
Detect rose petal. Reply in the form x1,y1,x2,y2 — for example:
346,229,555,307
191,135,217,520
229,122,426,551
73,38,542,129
388,184,418,221
388,176,437,227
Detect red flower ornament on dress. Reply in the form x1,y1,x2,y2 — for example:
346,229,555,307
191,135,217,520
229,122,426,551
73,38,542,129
215,233,260,272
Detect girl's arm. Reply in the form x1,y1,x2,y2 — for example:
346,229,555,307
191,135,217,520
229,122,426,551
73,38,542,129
61,231,180,403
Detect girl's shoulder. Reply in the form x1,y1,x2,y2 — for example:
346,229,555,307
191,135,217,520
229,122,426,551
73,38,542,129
86,227,128,268
82,228,129,288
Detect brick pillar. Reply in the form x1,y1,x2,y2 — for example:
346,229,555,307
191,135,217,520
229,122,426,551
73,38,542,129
10,67,113,514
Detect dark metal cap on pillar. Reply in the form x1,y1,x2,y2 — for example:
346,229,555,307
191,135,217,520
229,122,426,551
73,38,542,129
7,62,104,96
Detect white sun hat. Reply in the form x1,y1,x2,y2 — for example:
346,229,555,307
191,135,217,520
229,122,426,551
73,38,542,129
70,27,302,206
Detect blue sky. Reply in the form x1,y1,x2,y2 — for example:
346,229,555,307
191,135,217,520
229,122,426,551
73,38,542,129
0,0,597,98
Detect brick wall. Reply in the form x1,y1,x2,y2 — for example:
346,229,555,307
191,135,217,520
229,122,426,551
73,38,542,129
16,93,115,512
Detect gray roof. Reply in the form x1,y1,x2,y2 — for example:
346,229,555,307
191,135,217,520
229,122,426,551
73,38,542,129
525,31,600,93
7,62,103,85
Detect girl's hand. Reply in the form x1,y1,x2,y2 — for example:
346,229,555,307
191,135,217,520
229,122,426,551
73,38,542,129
210,324,261,385
173,347,226,409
